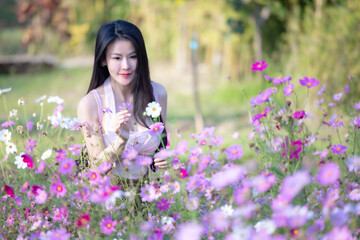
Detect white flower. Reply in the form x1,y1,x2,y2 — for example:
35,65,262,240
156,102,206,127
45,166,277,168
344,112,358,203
58,116,71,129
254,219,276,235
6,142,17,154
32,113,37,117
161,216,175,225
41,149,52,160
9,109,18,118
35,95,47,103
145,101,162,118
0,129,11,142
15,152,27,169
0,87,11,95
47,96,64,104
37,121,43,130
221,204,234,217
18,97,25,106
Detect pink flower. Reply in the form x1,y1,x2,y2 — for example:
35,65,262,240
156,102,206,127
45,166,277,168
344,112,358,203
333,92,343,102
122,148,138,160
77,214,91,227
68,144,82,156
250,88,273,106
140,184,157,202
281,137,302,160
1,120,15,128
136,155,153,166
316,162,340,186
36,161,46,174
34,189,48,204
55,149,67,160
225,145,244,160
354,102,360,110
21,154,34,169
349,189,360,201
299,77,319,88
175,221,203,240
330,144,347,154
174,140,188,155
251,60,268,71
252,107,275,122
280,170,311,201
283,83,294,96
317,84,326,96
100,216,117,235
58,158,76,175
156,198,170,211
50,181,67,198
48,228,71,240
118,102,132,111
3,185,14,198
24,138,36,153
211,165,247,190
149,122,164,136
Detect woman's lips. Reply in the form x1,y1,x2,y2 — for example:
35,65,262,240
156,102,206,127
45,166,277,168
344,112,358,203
119,73,132,78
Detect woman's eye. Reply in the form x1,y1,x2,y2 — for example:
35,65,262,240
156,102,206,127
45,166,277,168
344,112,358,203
130,55,137,59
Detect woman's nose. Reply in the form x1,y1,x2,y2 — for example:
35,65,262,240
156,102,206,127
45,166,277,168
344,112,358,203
121,58,130,70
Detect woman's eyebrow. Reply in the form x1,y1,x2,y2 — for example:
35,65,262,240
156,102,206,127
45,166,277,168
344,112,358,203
111,51,137,56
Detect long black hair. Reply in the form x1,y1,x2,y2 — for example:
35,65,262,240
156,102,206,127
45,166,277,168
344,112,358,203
87,19,155,128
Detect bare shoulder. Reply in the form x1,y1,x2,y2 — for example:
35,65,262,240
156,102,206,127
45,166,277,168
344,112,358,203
151,81,167,99
77,92,99,123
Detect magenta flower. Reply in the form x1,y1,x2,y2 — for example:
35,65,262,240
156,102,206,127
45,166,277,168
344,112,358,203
26,120,34,131
118,102,132,111
283,83,294,96
299,77,319,88
198,155,211,172
330,119,344,128
50,181,67,198
55,149,67,160
225,145,244,160
281,137,302,160
100,216,117,235
156,198,170,211
272,75,291,85
24,138,36,153
149,122,164,136
252,106,275,122
251,60,267,71
77,214,91,227
250,88,274,106
354,102,360,110
179,168,188,178
58,158,76,175
316,162,340,186
3,185,14,198
1,120,15,128
330,144,347,154
293,110,305,119
21,154,34,169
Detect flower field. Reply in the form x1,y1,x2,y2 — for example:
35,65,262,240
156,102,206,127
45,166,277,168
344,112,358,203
0,62,359,240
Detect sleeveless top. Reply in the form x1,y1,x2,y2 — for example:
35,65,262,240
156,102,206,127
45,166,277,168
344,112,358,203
90,77,161,179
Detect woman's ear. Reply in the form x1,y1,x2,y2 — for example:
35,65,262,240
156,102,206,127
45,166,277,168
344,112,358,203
101,60,107,67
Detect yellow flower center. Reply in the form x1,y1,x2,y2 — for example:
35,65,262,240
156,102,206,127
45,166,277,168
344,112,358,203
107,223,112,228
306,82,311,86
57,186,63,192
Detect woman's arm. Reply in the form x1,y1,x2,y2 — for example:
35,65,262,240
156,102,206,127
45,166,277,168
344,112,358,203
77,93,128,170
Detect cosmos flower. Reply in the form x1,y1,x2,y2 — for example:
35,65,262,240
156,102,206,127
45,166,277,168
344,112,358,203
330,144,347,155
24,138,36,153
156,198,170,211
77,214,91,227
251,60,268,71
316,162,340,186
299,77,319,88
149,122,164,136
58,158,76,175
146,101,162,118
225,145,245,160
283,83,294,96
118,102,132,111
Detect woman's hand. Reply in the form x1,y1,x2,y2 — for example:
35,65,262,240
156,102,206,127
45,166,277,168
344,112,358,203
154,158,169,169
111,110,131,138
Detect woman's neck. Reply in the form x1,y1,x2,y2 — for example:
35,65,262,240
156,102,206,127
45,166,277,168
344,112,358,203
110,78,133,103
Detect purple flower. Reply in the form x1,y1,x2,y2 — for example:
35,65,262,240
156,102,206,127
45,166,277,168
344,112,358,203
317,84,326,96
345,155,360,172
293,110,305,119
249,88,273,106
140,184,157,202
281,137,302,160
330,144,347,154
225,145,244,160
175,222,203,240
316,162,340,186
251,60,267,71
34,189,48,204
58,158,76,175
198,155,211,172
349,189,360,201
24,138,36,153
324,226,353,240
307,219,324,234
48,228,71,240
68,144,82,156
136,155,153,166
174,140,188,155
344,85,349,93
299,77,319,88
234,186,251,205
26,120,34,131
210,165,247,190
36,161,46,174
156,198,170,211
1,120,15,128
122,148,138,160
280,170,311,201
273,75,291,85
283,83,294,96
102,107,112,114
100,216,117,235
55,149,67,160
186,175,201,192
118,102,132,111
313,149,329,160
333,92,343,102
209,209,230,232
149,122,164,136
330,119,344,128
354,102,360,110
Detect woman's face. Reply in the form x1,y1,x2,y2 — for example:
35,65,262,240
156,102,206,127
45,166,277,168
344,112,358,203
105,39,137,86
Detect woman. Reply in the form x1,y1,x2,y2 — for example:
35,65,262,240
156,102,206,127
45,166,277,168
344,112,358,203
77,20,168,185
